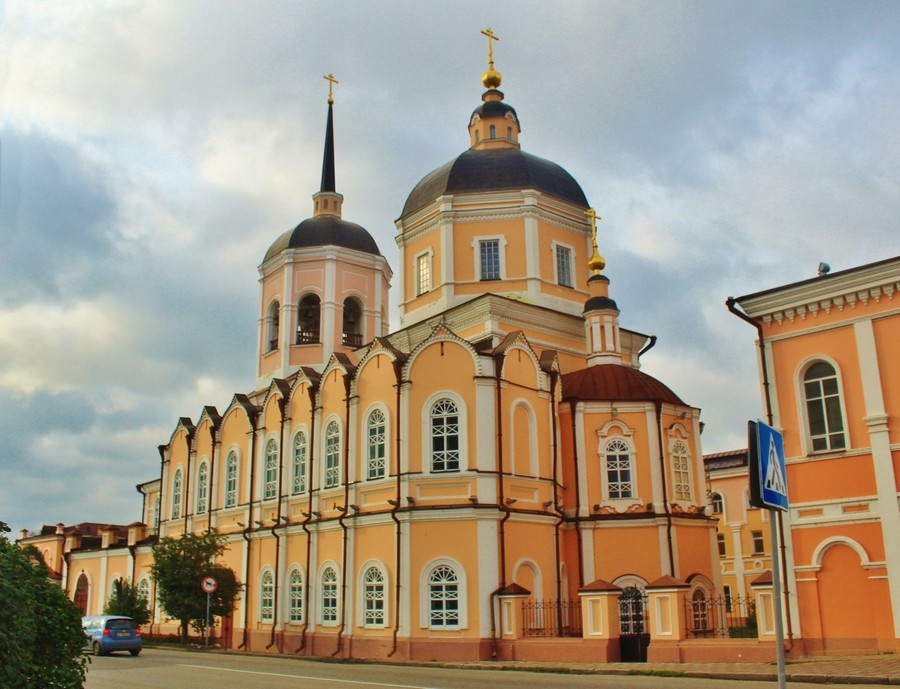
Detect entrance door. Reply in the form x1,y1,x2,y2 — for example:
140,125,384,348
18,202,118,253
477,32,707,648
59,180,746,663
618,587,650,662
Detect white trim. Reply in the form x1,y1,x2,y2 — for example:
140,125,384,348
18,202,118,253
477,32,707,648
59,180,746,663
793,354,850,455
317,561,341,626
551,240,576,288
421,391,468,476
472,234,507,281
509,399,538,477
414,248,433,297
419,557,468,630
261,434,280,501
321,415,343,490
511,558,543,600
357,559,390,628
259,566,276,623
284,564,306,625
362,403,390,482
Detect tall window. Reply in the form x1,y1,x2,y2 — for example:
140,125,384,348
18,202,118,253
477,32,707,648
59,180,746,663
671,440,692,500
342,298,363,347
137,577,150,603
363,567,386,627
751,530,765,555
288,569,304,623
431,399,460,472
324,421,341,489
691,589,709,631
224,451,238,508
803,362,846,451
171,469,183,519
710,492,724,514
479,239,501,280
717,532,727,558
196,462,208,514
297,294,321,344
367,409,386,480
260,571,274,622
264,439,278,500
556,245,573,287
321,567,338,623
292,432,307,495
604,438,633,499
428,565,460,628
416,253,431,295
152,496,160,533
267,301,280,352
618,586,646,635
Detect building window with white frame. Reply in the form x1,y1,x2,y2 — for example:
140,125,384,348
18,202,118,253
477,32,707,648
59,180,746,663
367,409,386,480
416,252,431,296
321,567,339,623
138,577,151,603
717,532,727,558
260,570,274,623
430,398,460,472
196,461,208,514
324,421,341,489
171,468,183,519
556,244,574,288
603,438,633,499
428,564,460,628
363,566,386,627
803,361,846,451
751,530,765,555
671,440,692,500
224,451,238,508
710,492,724,514
478,239,501,280
292,432,307,495
264,439,278,500
288,569,304,623
152,496,160,533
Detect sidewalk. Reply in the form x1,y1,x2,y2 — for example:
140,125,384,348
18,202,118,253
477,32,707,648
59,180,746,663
438,655,900,685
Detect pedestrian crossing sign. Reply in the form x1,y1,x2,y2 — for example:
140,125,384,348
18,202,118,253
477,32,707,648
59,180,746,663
749,420,789,511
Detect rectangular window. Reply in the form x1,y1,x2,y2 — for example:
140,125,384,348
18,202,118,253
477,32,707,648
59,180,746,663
556,245,573,287
724,586,733,613
367,411,386,480
324,422,341,489
225,458,237,508
479,239,501,280
717,533,726,558
751,530,765,555
416,253,431,296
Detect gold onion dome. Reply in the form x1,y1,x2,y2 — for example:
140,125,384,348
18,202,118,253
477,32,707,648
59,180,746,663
482,67,502,90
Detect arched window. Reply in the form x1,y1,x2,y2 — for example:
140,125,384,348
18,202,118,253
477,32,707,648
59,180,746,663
431,399,460,472
292,432,307,495
196,461,209,514
321,567,339,623
803,361,846,451
363,567,386,627
367,409,386,480
671,440,692,500
260,570,274,622
618,585,647,635
152,496,160,533
74,573,89,614
297,294,321,345
691,589,710,632
171,468,183,519
224,451,238,508
342,297,363,347
710,493,724,514
506,126,512,140
604,438,633,499
428,564,460,628
137,577,151,603
264,439,278,500
489,124,496,139
267,301,280,352
324,421,341,489
288,569,304,623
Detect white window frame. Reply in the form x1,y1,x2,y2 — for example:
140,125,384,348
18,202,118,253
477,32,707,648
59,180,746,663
596,421,639,505
415,250,433,296
323,418,342,489
266,300,280,352
260,568,275,623
419,558,467,630
224,449,239,508
796,356,849,454
710,492,724,515
195,460,209,514
551,241,575,288
287,567,304,624
263,438,278,500
319,564,340,626
365,407,388,481
473,235,506,281
292,430,308,495
670,439,692,502
428,396,463,474
171,468,183,519
358,561,388,628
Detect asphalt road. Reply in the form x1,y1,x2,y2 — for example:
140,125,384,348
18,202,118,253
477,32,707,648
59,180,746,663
83,647,888,689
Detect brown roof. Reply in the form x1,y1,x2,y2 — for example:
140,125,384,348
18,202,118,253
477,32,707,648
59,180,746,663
561,364,684,405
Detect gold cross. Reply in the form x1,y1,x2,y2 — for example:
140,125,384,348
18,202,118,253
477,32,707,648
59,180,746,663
481,27,500,68
324,73,339,104
585,208,606,274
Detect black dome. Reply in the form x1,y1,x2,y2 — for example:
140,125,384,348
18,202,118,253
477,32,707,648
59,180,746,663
264,216,381,263
401,148,589,218
469,99,519,123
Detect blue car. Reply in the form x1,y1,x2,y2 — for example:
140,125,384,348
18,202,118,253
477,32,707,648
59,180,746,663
82,615,142,656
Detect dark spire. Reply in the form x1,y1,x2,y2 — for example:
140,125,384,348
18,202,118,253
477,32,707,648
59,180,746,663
320,102,336,193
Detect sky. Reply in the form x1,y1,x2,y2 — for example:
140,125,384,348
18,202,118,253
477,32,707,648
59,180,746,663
2,1,898,536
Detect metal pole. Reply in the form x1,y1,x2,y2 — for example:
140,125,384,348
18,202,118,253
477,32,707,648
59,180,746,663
205,592,210,649
769,509,786,689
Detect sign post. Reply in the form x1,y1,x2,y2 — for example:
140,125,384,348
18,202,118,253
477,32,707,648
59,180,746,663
200,576,218,648
748,420,788,689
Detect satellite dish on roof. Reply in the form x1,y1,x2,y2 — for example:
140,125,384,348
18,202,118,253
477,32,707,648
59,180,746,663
817,262,831,277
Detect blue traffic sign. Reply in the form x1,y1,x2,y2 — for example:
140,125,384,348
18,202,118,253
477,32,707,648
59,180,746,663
756,421,788,511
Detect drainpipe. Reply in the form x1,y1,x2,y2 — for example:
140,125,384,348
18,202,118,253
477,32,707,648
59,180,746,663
207,424,217,522
156,445,166,536
655,400,676,577
548,370,566,636
183,432,193,535
296,383,318,654
566,402,585,587
638,335,657,362
388,359,404,658
489,352,509,659
239,410,259,651
726,297,793,647
267,398,288,651
332,372,352,658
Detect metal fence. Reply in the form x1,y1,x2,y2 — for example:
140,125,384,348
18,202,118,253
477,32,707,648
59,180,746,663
683,593,757,639
521,600,583,637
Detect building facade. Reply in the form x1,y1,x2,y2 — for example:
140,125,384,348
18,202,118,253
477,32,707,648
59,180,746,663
21,49,724,662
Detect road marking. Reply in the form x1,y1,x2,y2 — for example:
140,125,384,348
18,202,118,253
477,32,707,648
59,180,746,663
179,664,433,689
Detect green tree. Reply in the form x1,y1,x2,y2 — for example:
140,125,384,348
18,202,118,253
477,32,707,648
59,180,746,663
0,522,88,689
103,578,151,626
149,531,240,643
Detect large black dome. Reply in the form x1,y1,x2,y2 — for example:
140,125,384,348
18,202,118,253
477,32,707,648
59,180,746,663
264,216,381,263
401,148,589,218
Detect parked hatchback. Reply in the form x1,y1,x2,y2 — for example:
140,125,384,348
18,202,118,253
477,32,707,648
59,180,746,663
82,615,142,656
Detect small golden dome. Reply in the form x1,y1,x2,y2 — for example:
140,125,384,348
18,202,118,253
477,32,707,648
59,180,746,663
482,68,502,89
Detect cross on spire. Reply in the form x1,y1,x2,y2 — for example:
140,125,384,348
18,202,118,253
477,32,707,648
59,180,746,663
324,73,339,104
481,27,500,68
585,208,607,274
